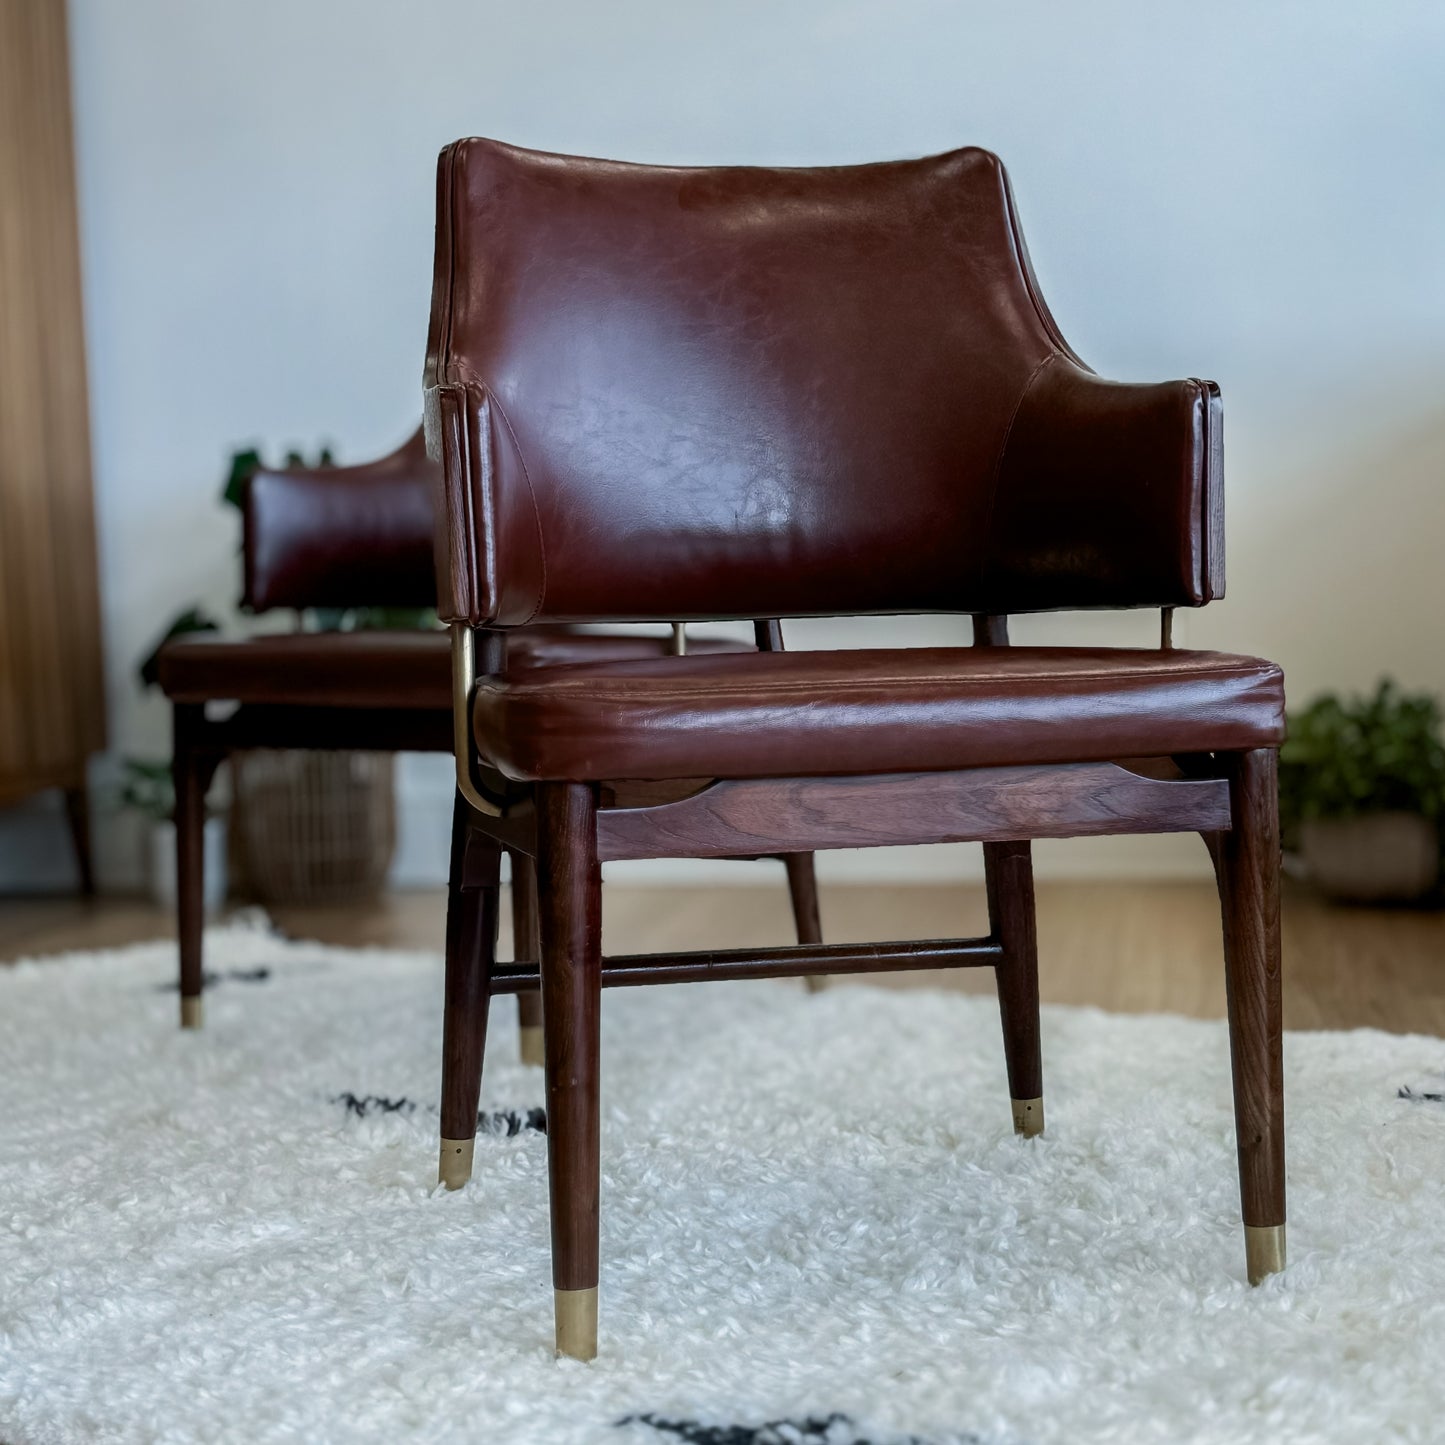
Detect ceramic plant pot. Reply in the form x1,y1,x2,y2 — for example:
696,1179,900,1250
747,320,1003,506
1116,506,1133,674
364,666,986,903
1300,811,1439,903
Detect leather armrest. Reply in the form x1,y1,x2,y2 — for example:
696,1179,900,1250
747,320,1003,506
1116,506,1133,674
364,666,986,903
986,358,1223,611
242,428,439,611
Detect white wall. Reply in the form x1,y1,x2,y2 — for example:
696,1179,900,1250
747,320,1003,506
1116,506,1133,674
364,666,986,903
6,0,1444,890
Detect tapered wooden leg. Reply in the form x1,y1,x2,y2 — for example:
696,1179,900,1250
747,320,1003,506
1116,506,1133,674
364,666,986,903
173,706,209,1030
510,849,545,1066
1217,749,1286,1283
537,783,602,1361
61,784,95,897
985,839,1043,1136
438,794,502,1190
783,853,825,992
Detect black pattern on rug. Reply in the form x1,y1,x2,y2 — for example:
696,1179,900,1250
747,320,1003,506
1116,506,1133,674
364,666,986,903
332,1093,546,1134
334,1093,417,1118
479,1105,547,1135
617,1412,985,1445
1398,1068,1445,1103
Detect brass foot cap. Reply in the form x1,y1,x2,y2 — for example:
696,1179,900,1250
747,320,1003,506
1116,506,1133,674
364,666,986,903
437,1136,475,1191
519,1024,545,1068
180,996,203,1030
1245,1223,1286,1284
554,1286,598,1361
1011,1096,1044,1138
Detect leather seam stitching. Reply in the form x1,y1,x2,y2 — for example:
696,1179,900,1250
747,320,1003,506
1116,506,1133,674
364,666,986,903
977,351,1061,601
1000,170,1087,371
485,389,548,624
477,661,1281,705
1177,375,1206,603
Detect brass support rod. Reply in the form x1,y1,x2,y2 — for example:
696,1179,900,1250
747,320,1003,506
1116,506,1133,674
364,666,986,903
450,622,503,817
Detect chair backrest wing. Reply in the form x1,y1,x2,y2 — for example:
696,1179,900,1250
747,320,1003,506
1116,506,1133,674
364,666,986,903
425,138,1221,626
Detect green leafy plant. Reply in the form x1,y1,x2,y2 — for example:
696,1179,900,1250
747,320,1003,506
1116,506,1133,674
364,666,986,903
137,606,222,689
1278,680,1445,847
117,758,175,822
308,604,438,632
220,443,335,511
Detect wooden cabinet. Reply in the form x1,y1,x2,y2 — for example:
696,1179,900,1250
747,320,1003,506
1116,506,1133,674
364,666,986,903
0,0,105,890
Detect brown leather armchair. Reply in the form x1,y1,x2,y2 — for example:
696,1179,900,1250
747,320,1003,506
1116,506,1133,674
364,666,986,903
155,430,822,1062
426,138,1287,1360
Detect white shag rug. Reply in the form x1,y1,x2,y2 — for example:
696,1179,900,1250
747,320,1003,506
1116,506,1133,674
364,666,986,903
3,925,1445,1445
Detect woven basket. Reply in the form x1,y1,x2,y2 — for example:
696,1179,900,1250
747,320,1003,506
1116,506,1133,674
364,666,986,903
231,751,396,905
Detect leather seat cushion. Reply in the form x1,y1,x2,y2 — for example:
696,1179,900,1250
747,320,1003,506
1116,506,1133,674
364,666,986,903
156,628,748,710
472,646,1285,781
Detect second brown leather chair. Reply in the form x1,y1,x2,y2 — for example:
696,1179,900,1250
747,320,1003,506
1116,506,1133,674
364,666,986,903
155,430,823,1074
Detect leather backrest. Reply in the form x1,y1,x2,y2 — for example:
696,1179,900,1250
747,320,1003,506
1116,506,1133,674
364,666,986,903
243,429,438,611
425,138,1221,626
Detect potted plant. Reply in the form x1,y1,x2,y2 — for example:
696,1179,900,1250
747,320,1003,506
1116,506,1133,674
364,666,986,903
1279,679,1445,903
119,757,228,913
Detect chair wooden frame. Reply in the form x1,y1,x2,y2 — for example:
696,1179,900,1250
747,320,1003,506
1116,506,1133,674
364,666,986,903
160,437,823,1056
435,617,824,1190
171,692,823,1068
442,612,1284,1361
172,699,448,1029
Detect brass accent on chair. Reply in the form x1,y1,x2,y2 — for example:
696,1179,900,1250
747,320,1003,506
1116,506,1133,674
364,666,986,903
671,623,687,656
1244,1223,1286,1284
554,1287,599,1361
451,624,504,818
179,996,203,1030
438,1136,475,1191
1011,1096,1044,1137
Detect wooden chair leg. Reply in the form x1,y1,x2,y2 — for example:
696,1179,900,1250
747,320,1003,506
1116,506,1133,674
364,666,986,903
173,705,209,1030
438,794,502,1190
985,839,1043,1137
61,784,95,897
509,849,545,1066
537,782,602,1361
783,852,825,992
1217,749,1286,1283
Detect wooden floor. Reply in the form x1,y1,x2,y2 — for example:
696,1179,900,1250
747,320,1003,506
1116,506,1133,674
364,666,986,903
4,879,1444,1035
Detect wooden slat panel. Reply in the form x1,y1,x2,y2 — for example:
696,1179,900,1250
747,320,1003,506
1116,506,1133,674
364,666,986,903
0,0,104,798
597,762,1233,862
